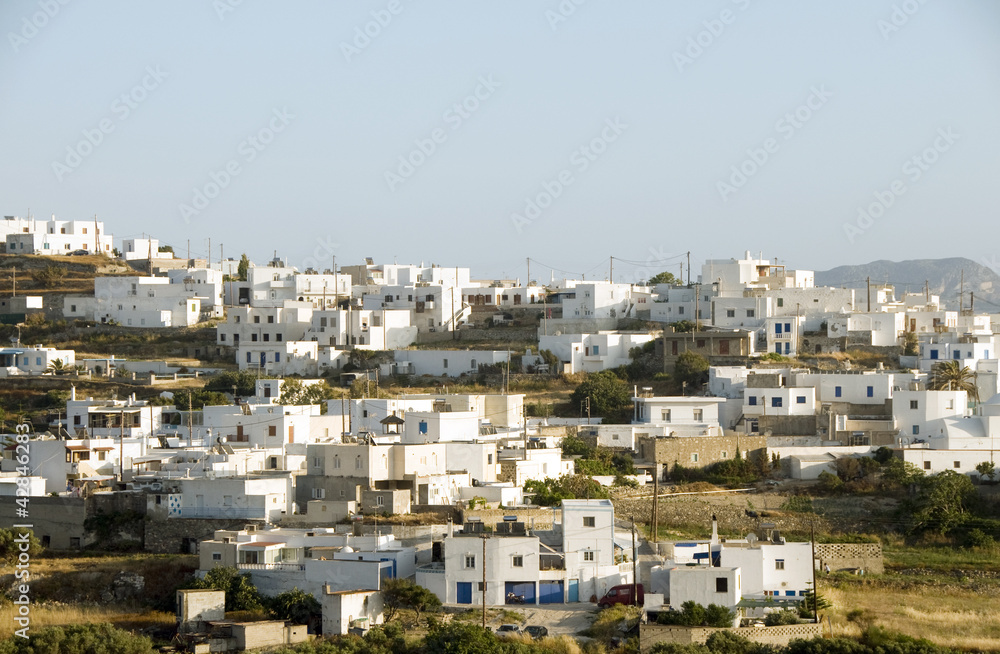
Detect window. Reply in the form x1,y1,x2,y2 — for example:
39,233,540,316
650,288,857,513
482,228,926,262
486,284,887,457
924,461,931,470
777,298,784,307
263,333,269,342
443,359,448,369
355,455,363,470
212,552,222,561
796,396,806,404
377,495,385,506
720,451,728,459
312,457,322,468
775,559,785,570
912,426,919,435
251,334,258,342
716,577,728,592
867,386,874,398
465,555,476,569
930,349,939,360
771,397,782,408
254,315,260,323
835,386,842,398
583,551,595,562
954,461,961,469
693,409,703,421
220,334,226,342
748,396,757,406
583,516,596,527
661,410,671,421
512,555,523,567
277,334,283,342
697,339,706,348
746,309,755,318
487,453,493,464
419,421,428,434
269,426,277,437
910,400,918,410
678,306,685,315
691,453,699,463
726,309,735,318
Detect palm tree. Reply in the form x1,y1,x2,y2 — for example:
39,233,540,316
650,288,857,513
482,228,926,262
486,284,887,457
929,360,979,403
46,358,66,375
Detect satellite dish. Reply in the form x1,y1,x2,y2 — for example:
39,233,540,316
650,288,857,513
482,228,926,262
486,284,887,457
746,533,758,546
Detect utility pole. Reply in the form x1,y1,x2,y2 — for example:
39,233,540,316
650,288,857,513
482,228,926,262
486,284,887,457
609,256,613,284
631,516,638,605
971,292,975,314
686,251,691,286
651,466,658,544
119,409,125,483
187,393,194,448
695,283,700,331
866,277,871,312
925,280,929,302
94,215,100,253
481,534,487,629
960,270,965,313
187,239,190,262
810,521,818,623
526,258,530,285
11,266,15,297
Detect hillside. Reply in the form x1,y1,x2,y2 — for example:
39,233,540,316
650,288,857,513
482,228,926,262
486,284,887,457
816,257,1000,312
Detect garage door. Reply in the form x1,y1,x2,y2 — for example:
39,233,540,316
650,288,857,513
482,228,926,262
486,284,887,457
539,581,564,604
505,581,536,605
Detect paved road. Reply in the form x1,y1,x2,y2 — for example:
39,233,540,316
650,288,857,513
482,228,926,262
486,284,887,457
497,604,600,636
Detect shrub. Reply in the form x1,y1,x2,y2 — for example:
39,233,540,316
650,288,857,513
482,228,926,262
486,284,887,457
764,608,800,626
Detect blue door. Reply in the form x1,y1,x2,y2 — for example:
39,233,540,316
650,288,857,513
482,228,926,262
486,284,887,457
505,581,536,604
539,581,564,604
457,582,472,604
568,579,579,603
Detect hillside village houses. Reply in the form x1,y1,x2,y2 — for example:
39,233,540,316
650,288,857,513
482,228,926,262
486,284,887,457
1,214,114,256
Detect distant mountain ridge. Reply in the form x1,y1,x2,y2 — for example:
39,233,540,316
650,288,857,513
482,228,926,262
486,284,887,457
815,258,1000,312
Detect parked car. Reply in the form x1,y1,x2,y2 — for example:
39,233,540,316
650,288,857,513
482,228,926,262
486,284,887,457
598,583,644,608
69,249,89,256
523,626,548,639
495,624,520,638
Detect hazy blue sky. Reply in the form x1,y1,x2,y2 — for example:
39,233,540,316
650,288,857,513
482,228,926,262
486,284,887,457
2,1,998,282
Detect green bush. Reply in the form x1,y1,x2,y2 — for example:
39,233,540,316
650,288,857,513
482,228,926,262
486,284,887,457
764,608,800,626
0,623,154,654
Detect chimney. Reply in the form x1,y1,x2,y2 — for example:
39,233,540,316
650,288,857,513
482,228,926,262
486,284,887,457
447,518,453,538
710,514,719,547
70,385,76,401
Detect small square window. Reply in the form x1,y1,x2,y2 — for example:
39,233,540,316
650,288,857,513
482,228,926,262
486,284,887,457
512,555,523,567
691,453,699,463
775,559,785,570
583,551,595,562
954,461,961,469
923,461,931,470
796,396,806,404
583,516,596,527
212,552,222,561
910,400,919,410
465,555,476,569
716,577,728,592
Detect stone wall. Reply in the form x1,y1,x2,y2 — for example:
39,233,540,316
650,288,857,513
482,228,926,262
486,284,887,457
0,496,89,550
610,491,827,533
799,334,847,354
145,518,266,554
463,507,559,530
637,434,768,471
640,623,823,652
757,415,819,437
815,542,883,574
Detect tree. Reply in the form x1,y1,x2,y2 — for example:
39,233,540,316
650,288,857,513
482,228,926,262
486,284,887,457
158,245,174,254
0,623,155,654
929,360,979,403
570,370,632,423
189,566,264,611
674,351,709,390
976,460,996,482
0,528,42,565
278,378,338,411
46,358,68,374
907,469,977,536
381,578,440,622
30,264,67,288
268,587,321,627
237,253,250,281
657,601,735,627
901,331,919,357
205,369,271,397
524,475,609,506
422,622,500,654
648,271,677,286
